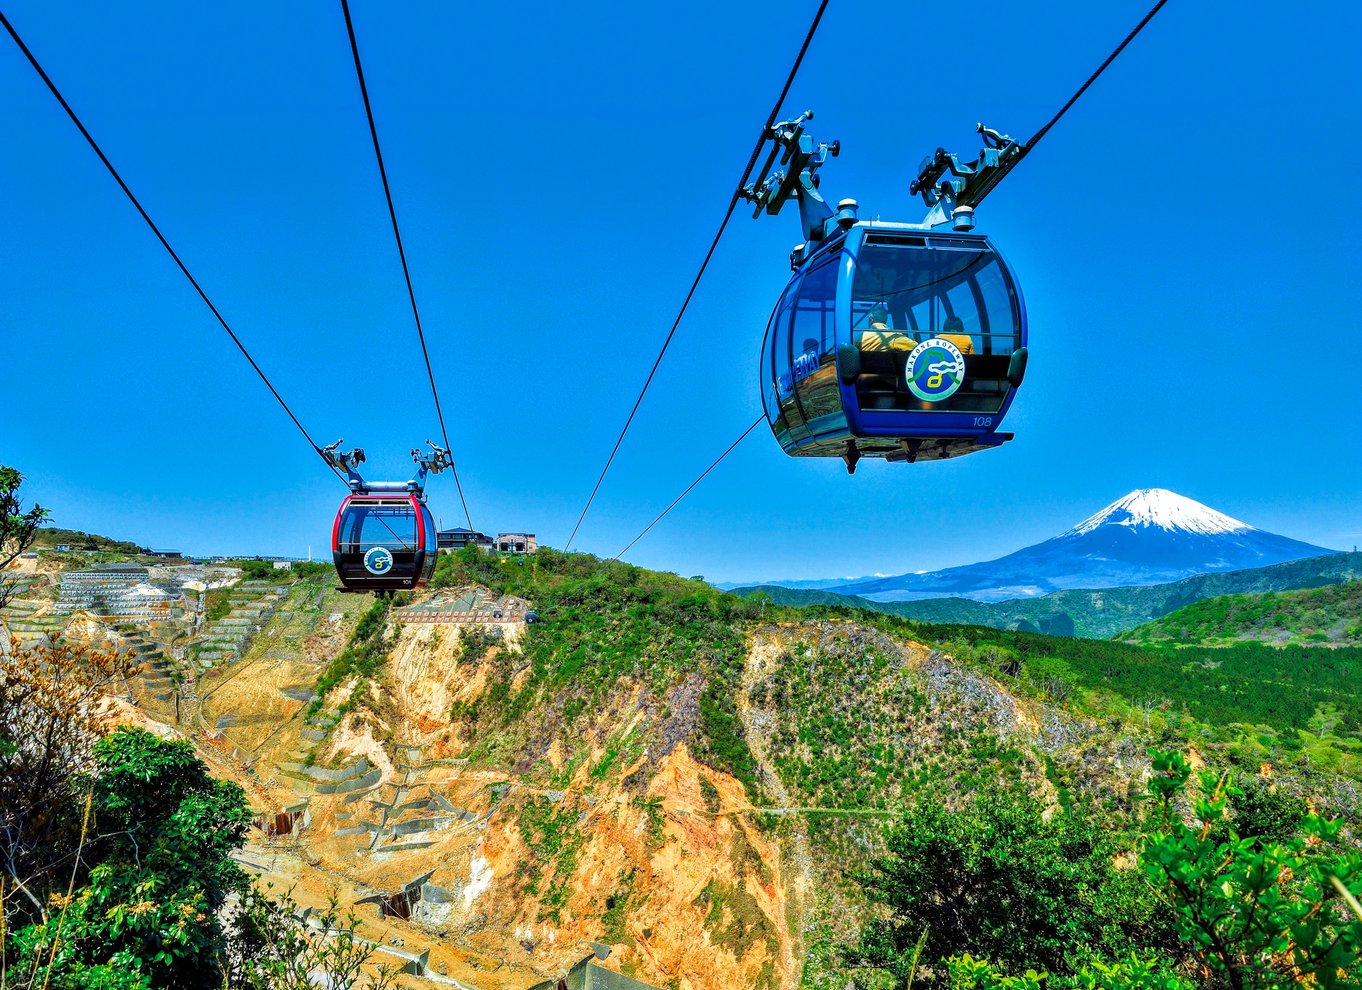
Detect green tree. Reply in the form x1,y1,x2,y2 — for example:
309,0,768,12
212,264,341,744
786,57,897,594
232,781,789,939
849,791,1155,982
11,728,251,989
224,887,398,990
943,952,1193,990
930,755,1362,990
1141,750,1362,989
0,466,49,609
3,722,397,990
1227,779,1307,844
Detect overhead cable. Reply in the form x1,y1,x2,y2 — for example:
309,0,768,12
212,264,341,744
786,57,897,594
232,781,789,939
613,416,764,560
1010,0,1170,174
338,0,475,530
564,0,831,552
611,0,1174,554
0,8,344,482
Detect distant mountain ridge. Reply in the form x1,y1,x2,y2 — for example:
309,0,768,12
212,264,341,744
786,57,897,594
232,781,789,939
33,526,145,555
713,576,878,592
745,489,1336,604
733,551,1362,640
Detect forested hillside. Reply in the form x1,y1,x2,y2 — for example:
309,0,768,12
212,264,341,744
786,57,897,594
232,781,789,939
31,526,145,554
1127,580,1362,647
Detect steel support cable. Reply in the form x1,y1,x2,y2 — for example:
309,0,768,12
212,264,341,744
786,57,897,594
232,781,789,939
613,415,764,560
338,0,474,531
0,8,345,484
610,1,1172,558
1010,0,1170,174
564,0,831,552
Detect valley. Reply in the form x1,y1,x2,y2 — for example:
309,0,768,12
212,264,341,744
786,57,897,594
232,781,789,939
5,539,1361,988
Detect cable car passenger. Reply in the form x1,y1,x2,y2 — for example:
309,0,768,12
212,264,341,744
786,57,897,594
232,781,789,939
848,236,1015,416
855,304,913,353
939,314,975,355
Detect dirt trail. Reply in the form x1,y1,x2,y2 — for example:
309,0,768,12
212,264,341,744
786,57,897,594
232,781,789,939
739,632,816,985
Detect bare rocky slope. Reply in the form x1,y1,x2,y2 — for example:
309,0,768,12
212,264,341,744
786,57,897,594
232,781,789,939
185,551,1190,990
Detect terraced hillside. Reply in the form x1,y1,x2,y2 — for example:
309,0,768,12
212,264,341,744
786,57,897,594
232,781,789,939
194,575,373,762
0,592,64,643
189,579,291,670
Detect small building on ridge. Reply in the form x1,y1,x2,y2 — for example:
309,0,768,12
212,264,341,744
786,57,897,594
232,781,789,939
495,532,537,554
437,528,494,553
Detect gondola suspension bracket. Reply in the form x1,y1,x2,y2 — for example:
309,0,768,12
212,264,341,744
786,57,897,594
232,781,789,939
910,123,1023,230
410,439,453,484
322,438,451,496
739,113,1023,261
321,439,368,490
739,111,855,267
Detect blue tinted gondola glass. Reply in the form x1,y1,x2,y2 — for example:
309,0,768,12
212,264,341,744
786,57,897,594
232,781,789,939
764,282,800,445
850,237,1016,414
791,256,841,433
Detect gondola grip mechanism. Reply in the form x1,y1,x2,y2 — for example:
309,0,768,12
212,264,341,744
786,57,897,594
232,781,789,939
410,439,453,487
321,439,368,490
913,123,1022,228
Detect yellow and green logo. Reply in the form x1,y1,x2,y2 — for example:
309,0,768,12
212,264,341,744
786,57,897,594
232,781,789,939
363,546,394,575
906,337,966,402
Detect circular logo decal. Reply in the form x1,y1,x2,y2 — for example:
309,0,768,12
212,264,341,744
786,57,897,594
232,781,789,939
363,546,394,575
906,337,966,402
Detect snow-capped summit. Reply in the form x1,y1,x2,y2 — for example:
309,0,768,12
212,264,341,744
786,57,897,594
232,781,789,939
1064,489,1252,538
822,489,1336,604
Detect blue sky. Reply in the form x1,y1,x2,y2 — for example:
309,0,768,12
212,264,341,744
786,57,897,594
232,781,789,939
3,1,1359,582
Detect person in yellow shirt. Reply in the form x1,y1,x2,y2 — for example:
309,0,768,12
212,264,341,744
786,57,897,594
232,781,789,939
855,304,914,353
938,314,975,355
855,307,976,354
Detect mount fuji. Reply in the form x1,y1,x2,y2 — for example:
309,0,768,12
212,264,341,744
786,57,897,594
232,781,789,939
821,489,1337,603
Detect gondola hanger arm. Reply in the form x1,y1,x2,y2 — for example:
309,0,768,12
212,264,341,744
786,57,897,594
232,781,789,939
321,439,368,490
322,439,449,495
739,111,844,247
739,109,1023,259
910,122,1023,229
412,440,452,476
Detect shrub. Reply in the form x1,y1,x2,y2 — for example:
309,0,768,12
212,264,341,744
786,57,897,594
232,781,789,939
848,791,1155,980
